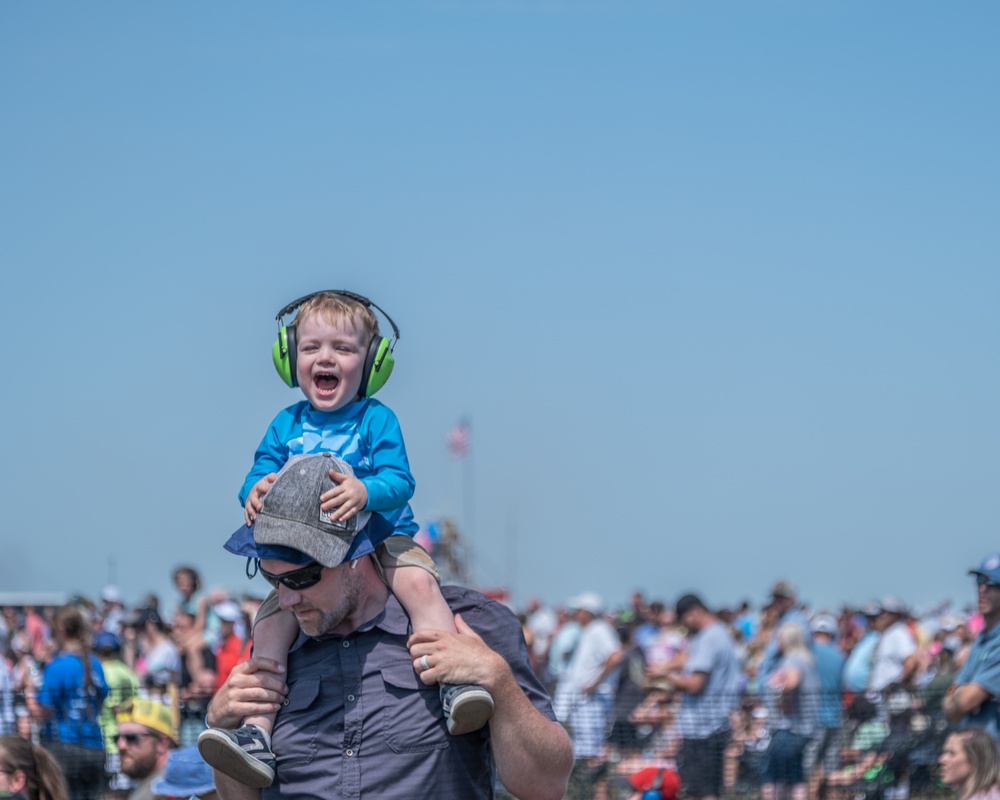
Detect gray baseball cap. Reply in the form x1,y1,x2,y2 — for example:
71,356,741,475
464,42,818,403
253,452,371,568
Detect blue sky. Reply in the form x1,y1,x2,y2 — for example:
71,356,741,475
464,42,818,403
2,2,997,618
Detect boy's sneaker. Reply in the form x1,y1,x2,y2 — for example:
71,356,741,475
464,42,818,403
440,683,495,735
197,725,276,788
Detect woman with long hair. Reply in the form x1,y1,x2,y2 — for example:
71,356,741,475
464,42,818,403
940,728,1000,800
761,622,820,800
0,735,69,800
34,605,108,800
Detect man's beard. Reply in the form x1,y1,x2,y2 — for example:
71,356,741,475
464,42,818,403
293,568,364,636
120,749,157,780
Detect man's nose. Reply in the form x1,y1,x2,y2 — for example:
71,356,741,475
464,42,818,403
277,584,302,609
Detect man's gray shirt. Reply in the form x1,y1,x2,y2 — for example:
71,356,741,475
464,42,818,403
678,621,742,739
265,585,555,800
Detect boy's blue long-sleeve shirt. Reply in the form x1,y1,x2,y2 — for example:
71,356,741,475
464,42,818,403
241,398,417,536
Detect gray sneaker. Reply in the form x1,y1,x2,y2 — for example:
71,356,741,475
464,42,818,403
197,725,276,788
440,684,495,735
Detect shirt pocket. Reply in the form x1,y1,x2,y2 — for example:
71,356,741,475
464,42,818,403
274,676,321,769
379,660,448,753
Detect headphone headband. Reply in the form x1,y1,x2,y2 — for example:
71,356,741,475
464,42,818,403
275,290,400,342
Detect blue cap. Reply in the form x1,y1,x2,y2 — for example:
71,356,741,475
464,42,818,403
224,512,392,566
94,632,120,651
152,747,215,798
970,553,1000,584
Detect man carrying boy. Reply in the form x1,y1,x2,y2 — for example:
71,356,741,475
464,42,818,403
200,291,493,786
206,453,574,800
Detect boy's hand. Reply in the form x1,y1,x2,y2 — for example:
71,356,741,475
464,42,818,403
320,469,368,522
245,473,278,526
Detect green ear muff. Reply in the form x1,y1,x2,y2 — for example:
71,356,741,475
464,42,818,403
361,337,395,397
272,290,399,395
272,325,298,388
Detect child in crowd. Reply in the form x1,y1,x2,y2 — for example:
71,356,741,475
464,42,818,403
198,291,494,787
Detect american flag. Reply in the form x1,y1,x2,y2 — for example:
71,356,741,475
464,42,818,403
446,419,470,457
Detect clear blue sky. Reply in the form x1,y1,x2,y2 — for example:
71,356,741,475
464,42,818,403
2,2,997,618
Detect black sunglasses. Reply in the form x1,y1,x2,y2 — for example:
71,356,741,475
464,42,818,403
116,732,159,746
976,574,1000,589
258,561,325,591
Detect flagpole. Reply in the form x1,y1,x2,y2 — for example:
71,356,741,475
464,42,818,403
464,416,475,584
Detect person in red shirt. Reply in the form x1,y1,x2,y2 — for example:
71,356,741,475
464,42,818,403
213,602,249,694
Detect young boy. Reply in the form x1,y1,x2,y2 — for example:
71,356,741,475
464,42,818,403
198,291,494,788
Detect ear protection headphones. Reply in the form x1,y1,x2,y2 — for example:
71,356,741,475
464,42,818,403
272,290,400,397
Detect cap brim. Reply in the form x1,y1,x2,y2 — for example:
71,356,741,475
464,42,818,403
224,514,393,567
152,781,215,798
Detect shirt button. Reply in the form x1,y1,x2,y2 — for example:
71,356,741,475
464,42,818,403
347,695,355,702
345,748,354,757
343,641,350,648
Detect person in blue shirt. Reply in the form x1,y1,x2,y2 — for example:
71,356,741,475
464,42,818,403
35,605,108,800
806,614,846,795
944,554,1000,740
199,291,493,787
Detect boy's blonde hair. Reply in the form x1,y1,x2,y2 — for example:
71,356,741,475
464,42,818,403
294,291,380,345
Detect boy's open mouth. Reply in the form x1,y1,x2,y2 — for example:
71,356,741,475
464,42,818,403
315,372,340,395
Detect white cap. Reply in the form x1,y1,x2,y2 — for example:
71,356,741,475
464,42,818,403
811,614,838,636
101,585,122,603
214,600,242,622
879,595,907,615
568,591,605,616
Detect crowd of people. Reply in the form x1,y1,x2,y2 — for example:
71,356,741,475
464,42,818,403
517,554,1000,800
0,551,996,800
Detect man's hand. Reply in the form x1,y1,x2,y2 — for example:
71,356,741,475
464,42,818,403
206,658,288,729
320,470,368,522
245,474,278,526
407,614,507,690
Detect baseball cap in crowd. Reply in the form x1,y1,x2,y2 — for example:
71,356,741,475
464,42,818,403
224,453,394,568
860,600,881,617
568,592,605,616
153,747,216,800
969,553,1000,585
101,585,122,604
94,632,121,652
811,614,838,636
675,594,704,620
129,607,164,630
771,581,795,600
214,600,242,623
116,698,178,744
879,595,907,615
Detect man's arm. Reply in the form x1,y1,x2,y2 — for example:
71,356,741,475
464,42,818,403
943,682,991,723
213,771,262,800
668,669,707,695
583,647,625,695
899,651,920,687
206,658,288,800
409,613,573,800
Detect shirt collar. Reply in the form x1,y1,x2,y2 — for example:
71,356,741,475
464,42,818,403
288,592,409,651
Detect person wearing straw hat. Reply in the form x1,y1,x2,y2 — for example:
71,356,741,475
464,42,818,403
115,698,178,800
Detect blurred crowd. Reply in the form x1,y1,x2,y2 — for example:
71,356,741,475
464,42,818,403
520,568,995,800
1,559,998,800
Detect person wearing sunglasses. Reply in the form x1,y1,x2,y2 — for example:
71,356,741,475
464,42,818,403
114,698,178,800
944,554,1000,738
206,452,573,800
